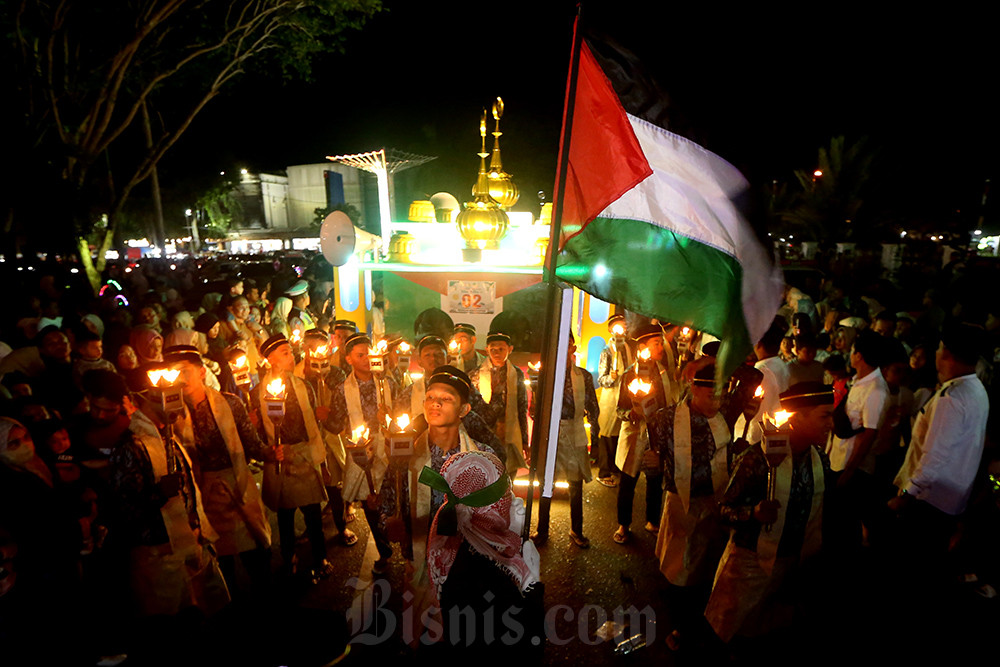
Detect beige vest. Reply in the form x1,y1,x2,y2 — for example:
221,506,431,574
756,446,825,573
130,410,217,556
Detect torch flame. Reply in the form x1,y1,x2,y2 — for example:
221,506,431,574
410,371,424,381
448,340,460,352
351,425,369,442
611,323,625,336
754,385,764,399
290,329,302,343
396,414,411,431
773,410,793,428
528,361,541,371
147,368,181,386
265,378,286,399
638,348,651,361
628,378,653,395
377,339,388,353
682,326,691,336
398,341,411,353
312,345,328,357
232,354,247,368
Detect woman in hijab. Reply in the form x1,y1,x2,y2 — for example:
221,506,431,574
269,296,292,337
129,326,163,365
422,450,542,655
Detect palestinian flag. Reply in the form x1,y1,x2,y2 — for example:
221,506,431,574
553,25,783,376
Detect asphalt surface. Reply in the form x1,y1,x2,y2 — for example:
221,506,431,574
102,464,1000,666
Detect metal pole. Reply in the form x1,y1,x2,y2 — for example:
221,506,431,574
522,6,585,539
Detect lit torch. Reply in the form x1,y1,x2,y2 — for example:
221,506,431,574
147,366,184,472
629,377,658,420
369,339,387,374
308,343,330,375
448,339,461,365
263,377,288,474
346,424,376,494
761,410,794,531
389,413,415,459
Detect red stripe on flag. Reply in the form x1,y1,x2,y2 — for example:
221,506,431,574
557,41,652,250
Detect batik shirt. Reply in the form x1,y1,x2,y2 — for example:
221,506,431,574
188,392,267,471
110,430,199,547
561,367,601,440
251,379,321,445
650,402,726,497
471,363,529,446
720,443,831,557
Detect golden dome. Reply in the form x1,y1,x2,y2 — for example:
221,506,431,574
486,97,519,210
407,200,435,223
456,109,509,260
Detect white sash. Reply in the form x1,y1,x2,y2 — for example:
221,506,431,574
410,379,426,419
756,446,825,573
177,387,252,503
673,400,731,513
343,371,393,491
478,360,521,449
132,410,216,556
260,373,325,465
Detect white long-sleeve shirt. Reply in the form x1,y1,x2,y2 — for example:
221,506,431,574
894,373,989,515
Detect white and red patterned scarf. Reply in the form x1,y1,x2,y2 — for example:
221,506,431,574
426,451,539,604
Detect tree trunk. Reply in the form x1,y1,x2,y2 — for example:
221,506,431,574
78,229,115,296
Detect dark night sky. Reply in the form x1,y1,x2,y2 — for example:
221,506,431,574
163,2,1000,230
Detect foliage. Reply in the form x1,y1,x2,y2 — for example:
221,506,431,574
3,0,381,291
198,178,244,236
777,136,878,242
312,202,362,229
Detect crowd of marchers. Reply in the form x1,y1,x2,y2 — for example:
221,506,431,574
0,249,997,663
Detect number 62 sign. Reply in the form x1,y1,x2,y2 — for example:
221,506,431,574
448,280,496,314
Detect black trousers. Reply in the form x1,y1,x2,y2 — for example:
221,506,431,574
277,503,326,567
325,485,347,532
218,547,271,595
364,504,393,559
617,470,663,528
536,481,584,536
597,435,620,478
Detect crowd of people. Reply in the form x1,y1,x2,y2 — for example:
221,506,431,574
0,249,997,663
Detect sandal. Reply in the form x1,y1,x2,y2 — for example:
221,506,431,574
613,526,630,545
345,504,357,523
569,531,590,549
339,529,358,546
310,559,335,583
644,521,659,534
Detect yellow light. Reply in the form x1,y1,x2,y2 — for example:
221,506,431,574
147,368,181,386
398,341,411,353
628,378,652,395
754,385,764,399
232,354,248,368
313,345,328,357
638,348,651,361
410,371,424,380
396,414,411,431
351,425,369,442
773,410,794,427
265,378,286,399
528,361,541,371
377,339,388,353
290,329,302,343
449,340,460,352
681,327,691,336
611,323,625,336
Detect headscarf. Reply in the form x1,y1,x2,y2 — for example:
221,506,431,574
164,327,199,350
272,297,292,324
0,417,53,487
129,325,163,364
82,313,105,338
424,451,539,604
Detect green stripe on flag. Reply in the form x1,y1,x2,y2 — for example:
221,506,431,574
556,215,752,369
